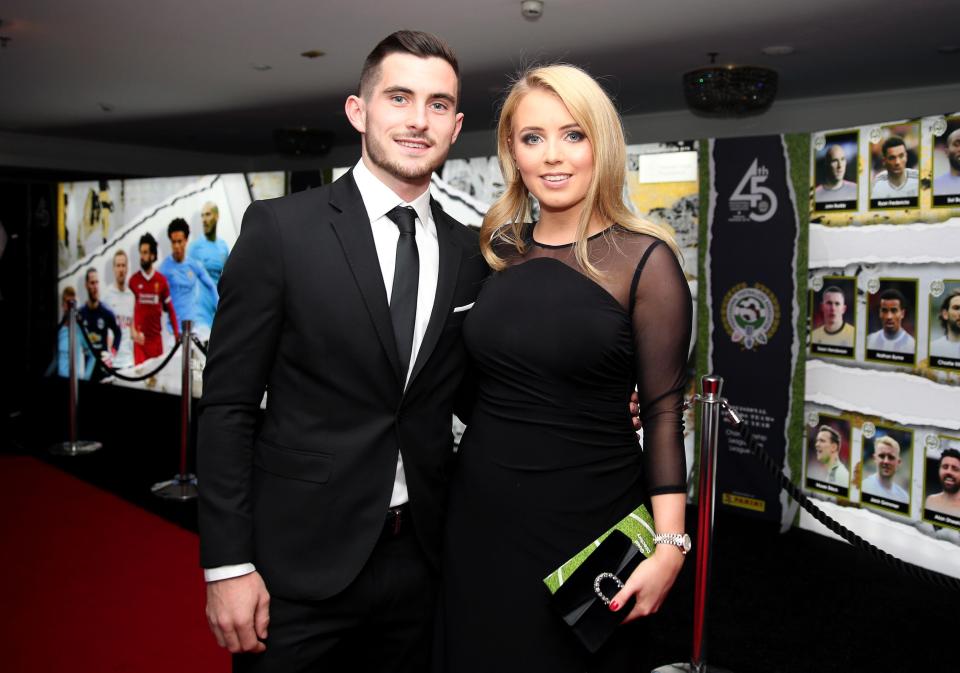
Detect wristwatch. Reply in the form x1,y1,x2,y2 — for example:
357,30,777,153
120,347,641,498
653,532,692,555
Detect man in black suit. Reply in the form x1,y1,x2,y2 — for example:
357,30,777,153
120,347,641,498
198,31,488,672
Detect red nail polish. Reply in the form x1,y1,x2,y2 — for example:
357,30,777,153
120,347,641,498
609,600,619,612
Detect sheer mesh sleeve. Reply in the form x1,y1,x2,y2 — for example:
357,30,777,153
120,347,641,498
630,240,692,495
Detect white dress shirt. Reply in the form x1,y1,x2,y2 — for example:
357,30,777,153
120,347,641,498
352,157,440,508
205,159,439,583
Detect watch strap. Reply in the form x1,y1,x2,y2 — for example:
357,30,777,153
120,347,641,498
653,532,690,554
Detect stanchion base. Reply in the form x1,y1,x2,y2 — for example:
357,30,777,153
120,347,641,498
654,663,738,673
48,440,103,456
151,474,198,501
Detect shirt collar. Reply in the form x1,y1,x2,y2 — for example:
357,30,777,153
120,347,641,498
353,158,433,229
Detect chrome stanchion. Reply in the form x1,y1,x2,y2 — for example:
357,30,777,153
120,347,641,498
49,300,102,456
655,374,735,673
151,320,198,501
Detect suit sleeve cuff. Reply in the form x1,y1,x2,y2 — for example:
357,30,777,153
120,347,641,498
204,563,257,582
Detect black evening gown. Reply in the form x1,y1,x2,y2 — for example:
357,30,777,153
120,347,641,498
442,225,692,672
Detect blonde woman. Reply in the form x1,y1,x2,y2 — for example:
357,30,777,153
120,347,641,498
442,64,692,671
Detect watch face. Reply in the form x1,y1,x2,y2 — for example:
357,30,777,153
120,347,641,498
682,533,692,554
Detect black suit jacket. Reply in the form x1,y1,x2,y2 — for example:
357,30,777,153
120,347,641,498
197,171,489,600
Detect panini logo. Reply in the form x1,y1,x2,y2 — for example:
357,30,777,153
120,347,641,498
722,493,766,512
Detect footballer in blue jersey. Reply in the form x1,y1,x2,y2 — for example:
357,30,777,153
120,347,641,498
48,286,96,380
189,236,229,285
160,218,218,336
188,201,229,326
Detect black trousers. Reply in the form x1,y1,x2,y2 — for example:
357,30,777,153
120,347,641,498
234,526,437,673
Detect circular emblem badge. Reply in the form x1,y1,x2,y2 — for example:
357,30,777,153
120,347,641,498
866,277,880,294
931,279,945,298
868,127,883,144
722,282,780,350
811,276,824,292
925,433,942,451
806,411,821,428
931,116,948,137
861,422,876,439
813,134,826,151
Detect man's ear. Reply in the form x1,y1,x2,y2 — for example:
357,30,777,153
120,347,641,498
449,111,465,145
345,95,366,134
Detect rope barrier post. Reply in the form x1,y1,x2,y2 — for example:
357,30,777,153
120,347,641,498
654,378,960,673
655,374,734,673
690,374,732,673
151,320,198,501
49,300,102,456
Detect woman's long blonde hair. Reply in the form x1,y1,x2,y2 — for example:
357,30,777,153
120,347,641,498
479,64,680,277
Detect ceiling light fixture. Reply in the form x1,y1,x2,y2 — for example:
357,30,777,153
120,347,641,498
251,63,273,72
682,52,778,117
521,0,544,21
301,49,326,59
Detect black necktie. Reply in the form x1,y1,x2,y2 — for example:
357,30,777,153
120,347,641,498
386,206,419,380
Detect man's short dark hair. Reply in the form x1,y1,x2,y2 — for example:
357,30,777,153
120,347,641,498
882,136,906,157
941,448,960,466
85,267,97,282
358,30,460,103
139,232,158,257
817,425,840,446
822,286,845,300
939,289,960,331
167,218,190,239
879,288,906,308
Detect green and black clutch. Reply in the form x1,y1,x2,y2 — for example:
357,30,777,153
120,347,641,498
542,504,656,652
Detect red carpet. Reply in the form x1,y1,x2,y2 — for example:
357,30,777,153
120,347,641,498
0,456,229,673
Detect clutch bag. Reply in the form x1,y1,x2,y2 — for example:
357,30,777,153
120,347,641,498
542,504,656,653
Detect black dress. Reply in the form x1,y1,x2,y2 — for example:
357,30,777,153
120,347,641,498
442,224,692,672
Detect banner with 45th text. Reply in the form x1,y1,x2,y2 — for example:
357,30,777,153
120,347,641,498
706,135,802,523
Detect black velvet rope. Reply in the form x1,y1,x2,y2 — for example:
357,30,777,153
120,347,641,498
76,319,182,382
723,406,960,592
190,335,208,356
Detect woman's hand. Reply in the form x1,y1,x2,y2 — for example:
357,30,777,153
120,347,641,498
608,544,684,623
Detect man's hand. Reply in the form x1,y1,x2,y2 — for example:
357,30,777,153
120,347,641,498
206,571,270,654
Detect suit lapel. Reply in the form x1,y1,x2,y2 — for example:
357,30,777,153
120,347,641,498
408,199,461,388
327,171,404,386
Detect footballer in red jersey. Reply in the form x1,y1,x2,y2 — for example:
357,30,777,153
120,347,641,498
129,232,179,364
